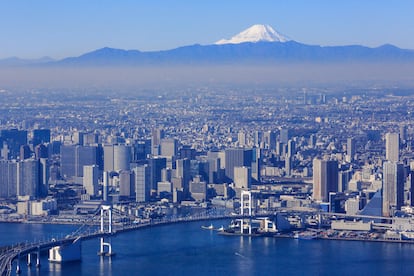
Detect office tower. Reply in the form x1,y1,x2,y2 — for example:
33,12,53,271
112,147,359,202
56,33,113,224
312,158,339,202
179,145,196,160
280,129,290,144
103,171,109,201
17,159,40,198
224,148,252,182
61,145,98,179
346,137,356,162
0,160,17,198
60,145,76,178
149,157,167,190
287,140,296,157
132,140,151,161
104,144,131,172
309,134,316,148
263,131,276,150
400,125,407,143
134,165,151,202
39,158,49,195
32,129,51,147
382,161,404,217
83,165,99,196
234,166,251,189
151,128,165,148
285,156,292,176
208,156,222,184
189,176,207,202
254,131,262,147
73,131,86,146
385,132,399,162
251,147,260,182
175,158,191,196
34,144,48,159
151,128,164,156
0,129,27,159
338,170,352,193
238,131,247,147
19,145,31,160
119,170,135,198
160,138,178,157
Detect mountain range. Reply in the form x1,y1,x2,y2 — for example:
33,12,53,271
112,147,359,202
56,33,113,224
2,24,414,66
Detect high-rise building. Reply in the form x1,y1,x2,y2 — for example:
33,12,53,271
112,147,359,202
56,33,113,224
280,129,290,144
119,170,135,198
263,131,276,150
61,145,98,179
20,145,31,160
189,175,207,202
175,158,191,196
0,129,27,159
312,158,338,202
346,137,356,162
234,166,251,189
160,138,178,157
382,161,404,217
287,140,296,157
83,165,99,196
134,165,151,202
32,129,51,147
149,157,167,191
0,160,17,198
17,159,40,198
224,148,252,182
385,132,399,162
104,144,131,172
238,131,247,147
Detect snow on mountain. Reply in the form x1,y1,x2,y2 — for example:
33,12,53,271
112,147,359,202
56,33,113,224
215,24,291,45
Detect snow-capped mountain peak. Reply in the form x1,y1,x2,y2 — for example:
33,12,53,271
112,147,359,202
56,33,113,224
215,24,291,45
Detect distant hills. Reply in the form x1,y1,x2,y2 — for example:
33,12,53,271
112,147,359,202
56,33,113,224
1,24,414,67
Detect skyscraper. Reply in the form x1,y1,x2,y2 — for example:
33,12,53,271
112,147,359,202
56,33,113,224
104,144,131,172
385,132,399,162
224,148,252,182
60,145,98,179
346,137,356,162
32,129,51,147
382,161,404,217
0,160,17,198
234,166,251,189
17,159,40,198
134,165,151,202
312,158,338,202
149,157,167,191
160,138,178,157
83,165,99,196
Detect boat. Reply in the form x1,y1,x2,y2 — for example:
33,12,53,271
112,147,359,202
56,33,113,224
294,231,318,240
216,225,225,232
201,224,214,230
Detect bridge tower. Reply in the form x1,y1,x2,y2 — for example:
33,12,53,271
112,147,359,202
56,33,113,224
98,205,115,256
240,190,253,235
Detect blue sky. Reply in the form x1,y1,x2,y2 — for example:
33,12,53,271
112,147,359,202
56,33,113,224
1,0,413,59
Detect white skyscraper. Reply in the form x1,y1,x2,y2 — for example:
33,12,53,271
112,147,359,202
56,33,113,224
104,144,131,172
83,165,99,196
382,161,404,217
385,132,399,162
234,166,251,189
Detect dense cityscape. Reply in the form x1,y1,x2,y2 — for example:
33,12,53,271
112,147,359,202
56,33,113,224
1,84,414,240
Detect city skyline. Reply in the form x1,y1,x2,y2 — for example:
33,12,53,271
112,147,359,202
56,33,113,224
1,1,414,59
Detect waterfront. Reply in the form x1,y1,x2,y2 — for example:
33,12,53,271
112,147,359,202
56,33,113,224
1,221,414,276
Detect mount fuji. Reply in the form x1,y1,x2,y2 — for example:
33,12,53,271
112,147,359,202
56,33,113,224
2,24,414,66
215,24,291,44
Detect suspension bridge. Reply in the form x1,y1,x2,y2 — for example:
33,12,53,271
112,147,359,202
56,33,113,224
0,204,259,276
